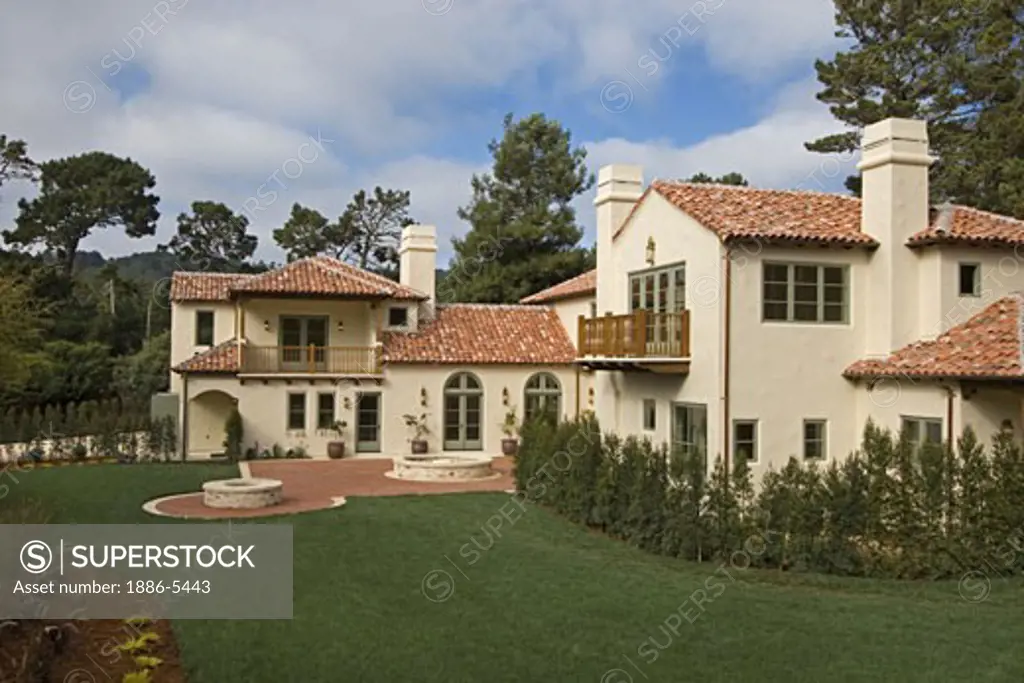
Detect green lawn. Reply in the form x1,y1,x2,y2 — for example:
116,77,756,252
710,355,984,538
7,465,1024,682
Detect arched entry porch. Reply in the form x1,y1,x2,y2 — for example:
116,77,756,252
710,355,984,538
188,389,237,458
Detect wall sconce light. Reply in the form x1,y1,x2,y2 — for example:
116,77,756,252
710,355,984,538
337,320,345,332
420,387,428,407
502,387,510,406
263,320,270,332
343,396,352,411
588,387,595,407
645,236,656,265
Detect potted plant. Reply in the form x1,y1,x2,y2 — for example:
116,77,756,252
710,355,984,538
402,413,430,454
327,420,348,459
500,407,519,456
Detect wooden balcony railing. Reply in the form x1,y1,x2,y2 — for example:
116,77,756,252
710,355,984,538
578,311,690,358
240,345,382,375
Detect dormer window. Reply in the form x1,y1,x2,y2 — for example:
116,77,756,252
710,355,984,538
388,307,409,328
958,263,980,297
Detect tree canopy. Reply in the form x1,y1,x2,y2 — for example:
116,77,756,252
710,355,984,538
807,0,1023,217
446,113,594,303
6,152,159,274
162,200,258,272
686,172,749,186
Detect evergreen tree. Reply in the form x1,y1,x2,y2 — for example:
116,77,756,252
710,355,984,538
449,113,594,303
808,0,1024,216
162,201,257,272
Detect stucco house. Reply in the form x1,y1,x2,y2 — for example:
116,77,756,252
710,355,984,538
169,226,584,459
524,117,1024,475
171,116,1024,469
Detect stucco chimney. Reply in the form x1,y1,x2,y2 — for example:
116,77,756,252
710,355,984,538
399,224,437,311
594,165,644,315
857,118,935,355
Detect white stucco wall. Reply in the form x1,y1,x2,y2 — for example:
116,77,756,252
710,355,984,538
170,301,235,394
729,245,871,470
549,296,594,348
182,364,584,458
596,191,725,453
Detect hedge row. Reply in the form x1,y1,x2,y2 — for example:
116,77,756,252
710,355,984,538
0,399,150,444
0,415,178,464
514,415,1024,579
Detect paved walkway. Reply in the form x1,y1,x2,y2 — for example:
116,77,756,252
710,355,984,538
147,457,515,519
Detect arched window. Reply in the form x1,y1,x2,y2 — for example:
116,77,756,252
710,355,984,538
443,372,483,450
524,373,561,424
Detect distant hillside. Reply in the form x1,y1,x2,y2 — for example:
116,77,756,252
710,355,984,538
75,250,181,282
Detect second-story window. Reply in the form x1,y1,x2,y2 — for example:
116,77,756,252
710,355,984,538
763,263,848,323
195,310,214,346
388,307,409,328
958,263,980,297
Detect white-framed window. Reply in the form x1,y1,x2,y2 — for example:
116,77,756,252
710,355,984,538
763,262,848,323
629,263,686,314
286,393,306,431
642,399,657,431
803,419,827,460
733,419,758,464
195,310,215,346
958,263,981,297
388,307,409,328
901,416,943,447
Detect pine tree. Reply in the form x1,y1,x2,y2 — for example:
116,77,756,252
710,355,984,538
448,113,594,303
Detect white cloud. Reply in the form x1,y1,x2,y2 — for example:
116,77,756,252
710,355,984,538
0,0,845,264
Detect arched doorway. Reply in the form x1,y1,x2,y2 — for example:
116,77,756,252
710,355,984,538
443,372,483,451
188,389,237,457
524,372,562,424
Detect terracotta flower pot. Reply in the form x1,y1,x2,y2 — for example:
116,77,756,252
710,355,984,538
501,438,519,456
327,441,346,459
411,439,428,454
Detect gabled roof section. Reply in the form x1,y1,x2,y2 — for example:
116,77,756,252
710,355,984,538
520,269,596,304
381,304,576,365
844,296,1024,380
613,180,1024,250
170,273,257,302
230,256,426,300
909,205,1024,247
173,339,240,374
625,181,876,247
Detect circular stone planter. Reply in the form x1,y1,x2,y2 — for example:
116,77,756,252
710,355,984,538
202,478,284,509
387,455,499,482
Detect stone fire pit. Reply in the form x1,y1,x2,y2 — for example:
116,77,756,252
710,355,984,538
203,478,284,509
386,455,498,482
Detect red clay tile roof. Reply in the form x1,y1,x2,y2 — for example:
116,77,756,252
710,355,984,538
170,273,257,302
173,339,240,374
381,304,576,364
844,296,1024,379
614,181,1024,249
231,256,426,300
626,181,876,247
520,269,596,304
908,205,1024,247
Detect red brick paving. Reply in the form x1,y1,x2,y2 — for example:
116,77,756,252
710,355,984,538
150,457,515,519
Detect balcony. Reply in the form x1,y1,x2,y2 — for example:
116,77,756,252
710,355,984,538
577,311,691,374
240,345,382,376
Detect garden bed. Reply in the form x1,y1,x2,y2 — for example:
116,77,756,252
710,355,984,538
1,618,186,682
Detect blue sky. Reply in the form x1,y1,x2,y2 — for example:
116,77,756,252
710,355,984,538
0,0,855,266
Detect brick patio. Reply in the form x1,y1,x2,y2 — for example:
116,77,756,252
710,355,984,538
148,457,515,519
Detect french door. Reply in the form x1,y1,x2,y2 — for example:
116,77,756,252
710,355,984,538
672,402,708,468
280,316,328,370
355,393,381,452
630,264,686,355
443,373,483,451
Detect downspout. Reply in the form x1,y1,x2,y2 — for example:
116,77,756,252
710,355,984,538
575,366,581,417
180,373,190,462
722,245,732,482
945,384,954,447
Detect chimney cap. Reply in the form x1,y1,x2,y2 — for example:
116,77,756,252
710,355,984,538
597,164,644,185
862,118,929,146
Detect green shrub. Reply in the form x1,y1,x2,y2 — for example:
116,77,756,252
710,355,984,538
223,408,244,462
516,416,1024,581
